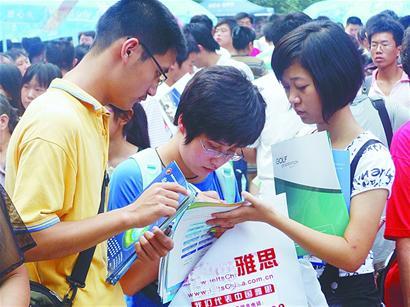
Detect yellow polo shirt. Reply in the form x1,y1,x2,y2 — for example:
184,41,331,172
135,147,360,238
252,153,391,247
6,79,125,306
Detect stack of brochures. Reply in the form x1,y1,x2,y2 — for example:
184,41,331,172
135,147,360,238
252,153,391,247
157,200,242,303
106,162,197,285
272,131,350,256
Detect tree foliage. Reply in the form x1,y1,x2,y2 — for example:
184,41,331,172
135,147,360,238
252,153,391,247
249,0,322,14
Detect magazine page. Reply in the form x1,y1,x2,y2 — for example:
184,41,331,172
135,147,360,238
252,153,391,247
106,161,195,285
272,131,349,256
170,193,309,307
158,201,243,303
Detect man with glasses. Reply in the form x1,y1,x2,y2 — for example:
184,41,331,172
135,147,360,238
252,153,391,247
366,14,410,108
108,66,266,306
6,0,186,306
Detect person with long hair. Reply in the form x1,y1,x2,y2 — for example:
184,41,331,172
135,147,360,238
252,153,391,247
107,103,150,170
209,21,395,306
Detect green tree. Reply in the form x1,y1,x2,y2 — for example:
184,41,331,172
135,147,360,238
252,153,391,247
193,0,323,15
250,0,322,14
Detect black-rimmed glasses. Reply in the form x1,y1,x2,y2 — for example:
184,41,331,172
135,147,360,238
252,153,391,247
139,41,168,85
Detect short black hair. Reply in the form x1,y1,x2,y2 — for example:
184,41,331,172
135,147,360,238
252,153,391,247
235,12,254,24
176,34,200,67
0,64,22,112
0,94,19,133
183,23,220,52
232,26,256,51
270,12,312,46
5,48,28,61
94,0,185,59
74,44,90,63
174,66,266,147
379,10,399,21
402,28,410,76
190,15,213,33
45,39,75,72
272,20,364,122
215,18,237,33
78,31,96,41
399,15,410,30
346,16,362,26
110,103,150,149
22,63,62,89
21,37,45,62
366,14,404,45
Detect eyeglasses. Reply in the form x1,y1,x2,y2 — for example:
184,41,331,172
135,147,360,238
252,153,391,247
139,41,168,85
370,42,395,51
200,139,243,162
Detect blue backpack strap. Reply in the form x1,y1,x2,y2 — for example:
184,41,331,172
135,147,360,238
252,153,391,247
215,162,237,203
129,148,162,189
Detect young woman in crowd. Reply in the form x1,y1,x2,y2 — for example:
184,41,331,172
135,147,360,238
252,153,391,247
20,63,62,110
0,64,23,113
107,103,150,171
213,18,237,55
0,95,19,186
5,48,30,76
209,21,395,307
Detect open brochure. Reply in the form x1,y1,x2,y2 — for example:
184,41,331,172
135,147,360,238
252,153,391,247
169,194,310,307
157,200,244,303
106,161,197,285
272,131,350,257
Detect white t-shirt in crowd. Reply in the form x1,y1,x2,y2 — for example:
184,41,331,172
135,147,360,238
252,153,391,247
216,54,255,81
351,92,410,147
369,68,410,108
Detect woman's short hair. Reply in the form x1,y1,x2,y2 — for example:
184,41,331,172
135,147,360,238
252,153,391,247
271,20,364,121
22,63,62,89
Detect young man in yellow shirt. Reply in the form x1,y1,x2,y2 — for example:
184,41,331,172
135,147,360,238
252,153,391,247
5,0,186,305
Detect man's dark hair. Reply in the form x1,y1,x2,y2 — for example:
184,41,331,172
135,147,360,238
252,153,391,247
232,26,256,51
215,18,237,33
45,40,75,72
190,15,213,33
74,44,90,63
174,66,266,147
402,28,410,76
235,12,254,24
77,31,96,41
93,0,185,59
21,37,45,63
22,63,62,89
346,16,362,26
272,20,364,122
0,94,19,133
366,14,404,46
379,10,399,21
176,34,200,67
399,15,410,30
270,12,312,46
0,64,23,112
183,23,220,52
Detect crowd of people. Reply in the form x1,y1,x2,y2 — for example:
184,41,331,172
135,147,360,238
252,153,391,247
0,0,409,306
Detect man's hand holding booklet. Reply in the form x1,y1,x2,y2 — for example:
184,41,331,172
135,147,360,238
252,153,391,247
106,161,241,294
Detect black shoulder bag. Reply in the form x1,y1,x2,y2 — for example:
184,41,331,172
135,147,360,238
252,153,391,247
318,139,382,305
30,172,109,307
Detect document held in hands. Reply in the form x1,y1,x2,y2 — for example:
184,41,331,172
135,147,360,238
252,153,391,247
272,131,350,256
106,161,197,285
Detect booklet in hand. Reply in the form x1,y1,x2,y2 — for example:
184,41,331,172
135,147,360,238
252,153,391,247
106,161,197,285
